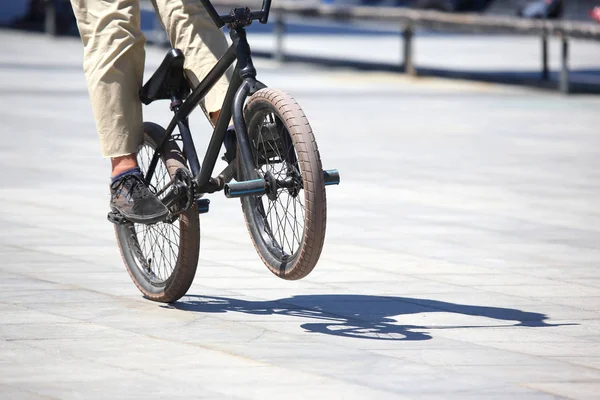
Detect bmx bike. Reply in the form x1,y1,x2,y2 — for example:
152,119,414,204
108,0,340,303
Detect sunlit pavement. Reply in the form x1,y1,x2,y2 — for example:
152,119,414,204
1,30,599,399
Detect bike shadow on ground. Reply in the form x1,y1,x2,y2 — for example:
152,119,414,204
171,294,573,341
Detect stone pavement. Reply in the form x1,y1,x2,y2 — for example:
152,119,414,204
1,30,600,399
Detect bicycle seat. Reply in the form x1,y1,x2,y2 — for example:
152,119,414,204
140,49,190,105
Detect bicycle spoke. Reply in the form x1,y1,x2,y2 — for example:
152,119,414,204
153,225,169,279
272,199,285,253
281,193,296,252
293,194,302,244
129,143,182,284
244,103,317,261
279,194,290,253
277,195,295,253
161,224,179,271
284,193,300,248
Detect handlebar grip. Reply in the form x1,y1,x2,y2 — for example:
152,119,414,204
260,0,272,23
199,0,225,28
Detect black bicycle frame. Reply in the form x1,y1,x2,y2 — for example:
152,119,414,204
144,23,265,195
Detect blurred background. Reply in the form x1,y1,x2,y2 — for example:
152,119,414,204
3,0,600,28
3,0,600,32
2,0,600,92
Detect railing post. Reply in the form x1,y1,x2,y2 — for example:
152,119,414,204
274,9,285,63
402,23,415,76
541,31,549,80
559,34,570,94
44,0,57,36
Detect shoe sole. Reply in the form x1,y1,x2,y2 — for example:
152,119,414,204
111,207,169,225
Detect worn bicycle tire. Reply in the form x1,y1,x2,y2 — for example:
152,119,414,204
114,122,200,303
241,88,327,280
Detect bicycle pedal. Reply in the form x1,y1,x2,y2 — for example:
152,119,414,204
197,199,210,214
107,210,128,225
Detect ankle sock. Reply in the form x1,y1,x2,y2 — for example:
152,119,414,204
111,167,142,183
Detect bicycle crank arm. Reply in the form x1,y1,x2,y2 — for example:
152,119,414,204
160,168,195,215
161,181,188,208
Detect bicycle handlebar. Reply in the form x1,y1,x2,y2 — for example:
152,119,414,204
199,0,272,28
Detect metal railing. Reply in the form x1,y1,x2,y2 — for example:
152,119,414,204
260,1,600,93
45,0,600,93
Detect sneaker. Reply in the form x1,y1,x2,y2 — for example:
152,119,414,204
110,173,168,224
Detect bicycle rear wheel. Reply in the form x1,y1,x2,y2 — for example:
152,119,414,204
241,89,327,280
114,122,200,303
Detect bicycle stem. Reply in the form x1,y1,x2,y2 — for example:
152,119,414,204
231,28,256,80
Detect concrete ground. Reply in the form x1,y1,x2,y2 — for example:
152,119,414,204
0,30,599,399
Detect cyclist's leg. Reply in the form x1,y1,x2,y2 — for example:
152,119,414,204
71,0,168,222
152,0,231,124
70,0,146,164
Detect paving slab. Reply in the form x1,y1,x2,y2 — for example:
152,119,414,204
0,29,599,399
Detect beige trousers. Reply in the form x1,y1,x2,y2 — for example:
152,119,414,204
70,0,230,157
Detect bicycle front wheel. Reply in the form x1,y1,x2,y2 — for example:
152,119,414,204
241,89,327,280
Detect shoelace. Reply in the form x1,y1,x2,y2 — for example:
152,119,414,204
112,173,151,199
